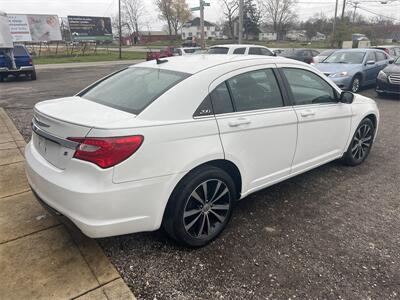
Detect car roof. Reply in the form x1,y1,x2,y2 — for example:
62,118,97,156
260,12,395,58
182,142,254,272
210,44,268,48
133,54,296,75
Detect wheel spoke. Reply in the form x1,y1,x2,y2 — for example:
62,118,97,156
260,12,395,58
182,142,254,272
351,143,358,152
210,187,229,204
210,181,222,203
197,215,206,237
202,182,208,202
191,190,205,205
210,209,225,223
205,214,211,235
362,136,372,142
211,204,230,211
185,213,202,231
184,208,202,218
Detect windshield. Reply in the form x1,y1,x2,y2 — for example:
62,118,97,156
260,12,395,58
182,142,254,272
395,57,400,65
82,67,190,114
208,47,229,54
324,51,365,64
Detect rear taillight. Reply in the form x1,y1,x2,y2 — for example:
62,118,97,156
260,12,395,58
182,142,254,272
67,136,143,168
29,58,32,65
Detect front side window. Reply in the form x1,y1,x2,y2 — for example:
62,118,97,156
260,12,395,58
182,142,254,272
283,68,337,105
248,47,262,55
227,69,283,112
233,47,246,54
260,48,273,56
376,51,387,61
365,51,376,63
82,67,189,114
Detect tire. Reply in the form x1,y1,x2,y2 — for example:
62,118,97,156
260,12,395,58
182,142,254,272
342,118,375,166
0,74,3,82
30,70,37,80
163,165,236,247
350,75,362,93
376,91,386,97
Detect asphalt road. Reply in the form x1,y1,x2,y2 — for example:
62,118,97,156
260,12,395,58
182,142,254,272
1,65,399,300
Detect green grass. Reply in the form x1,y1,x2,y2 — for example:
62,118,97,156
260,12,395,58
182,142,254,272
33,51,146,64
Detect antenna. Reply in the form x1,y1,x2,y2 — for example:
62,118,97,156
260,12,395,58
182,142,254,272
156,58,168,64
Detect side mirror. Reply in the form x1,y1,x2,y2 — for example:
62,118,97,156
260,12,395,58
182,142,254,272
366,60,375,65
389,59,394,64
340,91,354,104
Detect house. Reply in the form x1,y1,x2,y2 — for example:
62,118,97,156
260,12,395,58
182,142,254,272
259,31,277,41
311,32,326,41
286,30,307,42
181,17,217,40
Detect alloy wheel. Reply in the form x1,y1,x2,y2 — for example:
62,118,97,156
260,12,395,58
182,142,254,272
350,123,373,160
183,179,231,239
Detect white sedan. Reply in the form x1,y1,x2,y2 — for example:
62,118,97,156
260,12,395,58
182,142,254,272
208,44,274,56
26,55,379,247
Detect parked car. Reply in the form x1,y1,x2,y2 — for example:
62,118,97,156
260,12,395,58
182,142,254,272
315,48,393,93
376,56,400,96
373,45,400,59
0,44,36,81
311,49,337,65
146,46,176,61
26,55,379,247
278,48,320,64
208,44,274,56
174,47,201,56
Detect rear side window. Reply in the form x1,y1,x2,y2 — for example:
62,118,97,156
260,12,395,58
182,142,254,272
208,47,229,54
13,46,28,56
210,82,234,114
227,69,283,112
233,47,246,54
82,67,189,114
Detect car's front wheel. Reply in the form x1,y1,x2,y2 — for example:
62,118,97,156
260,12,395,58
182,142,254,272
343,118,375,166
163,165,236,247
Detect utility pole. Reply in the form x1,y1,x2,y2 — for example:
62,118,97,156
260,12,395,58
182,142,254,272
118,0,122,59
332,0,339,47
200,0,205,49
341,0,347,20
352,1,359,23
238,0,243,44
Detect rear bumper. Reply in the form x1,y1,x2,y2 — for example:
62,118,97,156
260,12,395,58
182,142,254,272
376,78,400,94
25,141,176,238
0,66,35,73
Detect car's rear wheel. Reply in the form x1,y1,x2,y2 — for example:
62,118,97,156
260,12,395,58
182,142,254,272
30,70,37,80
163,165,236,247
343,118,375,166
350,75,362,93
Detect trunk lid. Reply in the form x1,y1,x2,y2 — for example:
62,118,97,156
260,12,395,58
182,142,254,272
32,96,136,169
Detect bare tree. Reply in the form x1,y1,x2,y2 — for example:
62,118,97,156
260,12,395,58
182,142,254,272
155,0,174,36
260,0,297,40
220,0,238,39
170,0,192,36
121,0,146,38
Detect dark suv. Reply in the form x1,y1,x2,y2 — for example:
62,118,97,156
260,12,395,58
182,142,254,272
0,45,36,81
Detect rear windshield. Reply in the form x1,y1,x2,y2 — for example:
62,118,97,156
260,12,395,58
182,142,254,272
81,67,190,114
13,46,28,57
208,47,229,54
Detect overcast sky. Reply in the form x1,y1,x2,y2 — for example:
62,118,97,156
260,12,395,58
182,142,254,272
1,0,399,31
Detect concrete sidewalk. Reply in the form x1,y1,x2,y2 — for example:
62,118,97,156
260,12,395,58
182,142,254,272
0,108,135,300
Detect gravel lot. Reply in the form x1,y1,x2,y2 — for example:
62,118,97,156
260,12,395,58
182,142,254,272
1,66,399,300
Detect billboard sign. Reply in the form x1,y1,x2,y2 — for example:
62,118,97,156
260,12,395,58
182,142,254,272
8,14,62,42
68,16,113,41
0,11,13,48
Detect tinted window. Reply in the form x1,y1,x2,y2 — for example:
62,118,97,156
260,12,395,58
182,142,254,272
249,47,261,55
260,48,273,56
324,51,365,64
233,47,246,54
82,67,189,114
208,47,229,54
376,51,387,61
194,96,213,117
227,69,283,112
312,50,320,56
283,68,337,105
13,46,28,56
210,82,234,114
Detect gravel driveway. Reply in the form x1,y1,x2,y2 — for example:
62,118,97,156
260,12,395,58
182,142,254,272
1,67,399,300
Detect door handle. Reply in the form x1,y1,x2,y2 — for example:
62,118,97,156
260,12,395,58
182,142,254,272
228,117,251,127
300,110,315,117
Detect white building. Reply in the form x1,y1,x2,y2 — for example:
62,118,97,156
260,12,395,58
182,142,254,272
286,30,307,42
259,31,277,41
311,32,327,41
181,17,217,40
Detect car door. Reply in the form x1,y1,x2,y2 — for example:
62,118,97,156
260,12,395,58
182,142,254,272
278,65,352,174
209,66,298,194
364,51,381,84
375,51,390,73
